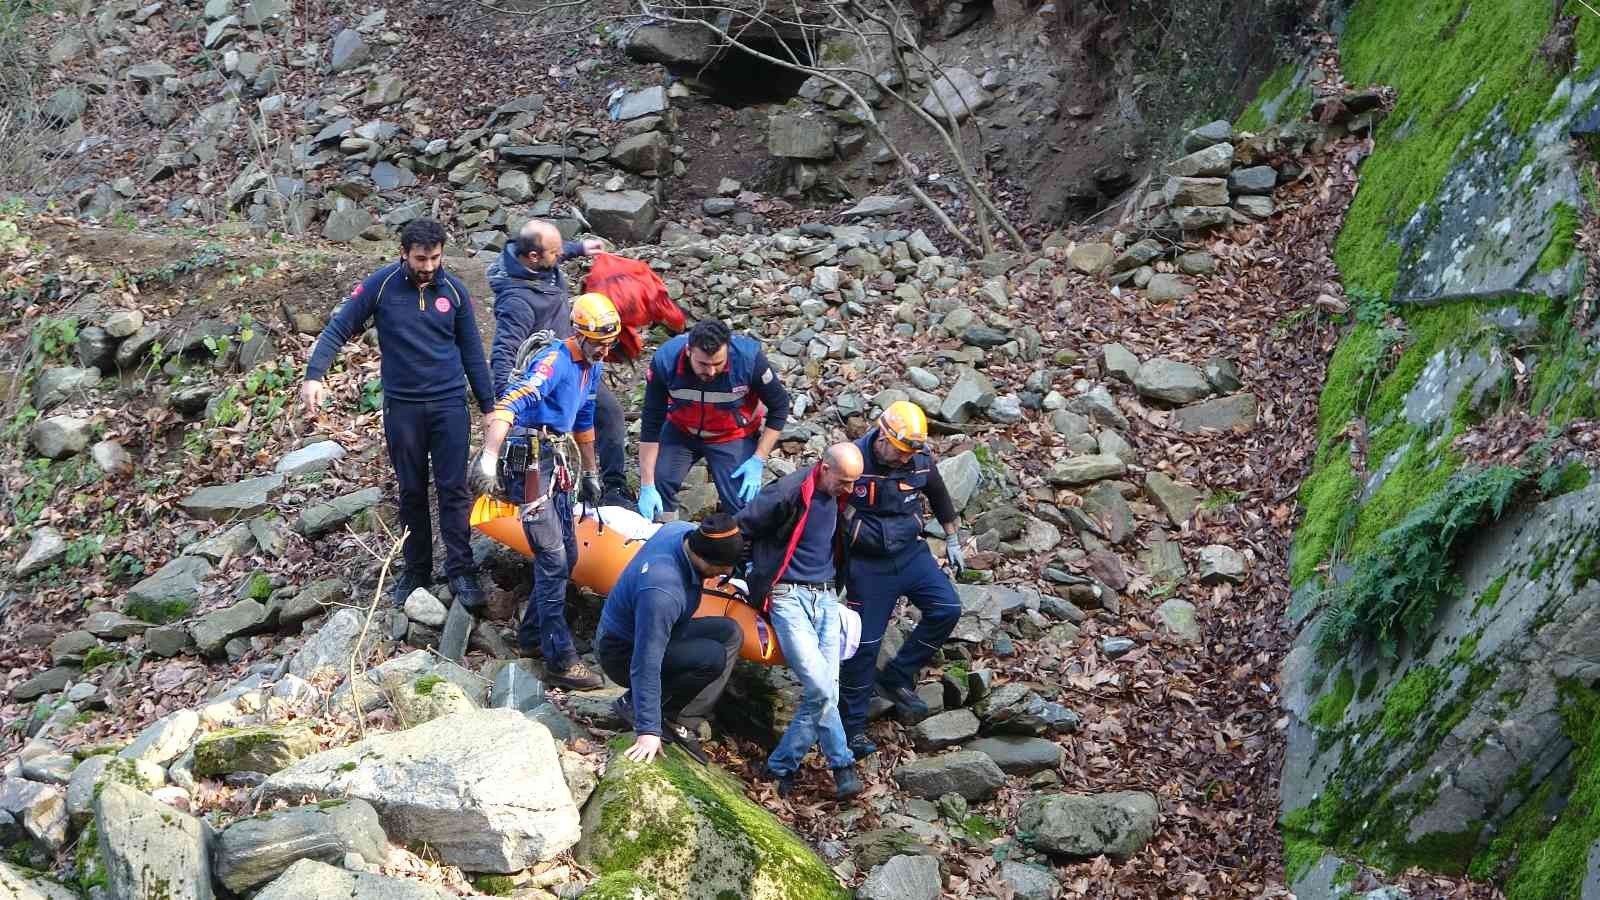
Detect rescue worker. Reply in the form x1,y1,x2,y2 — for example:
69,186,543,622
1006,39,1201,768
472,292,620,691
486,219,631,506
838,401,965,759
300,218,494,611
738,442,865,801
638,319,790,521
596,513,745,766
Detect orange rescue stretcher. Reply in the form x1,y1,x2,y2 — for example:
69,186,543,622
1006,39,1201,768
469,495,785,665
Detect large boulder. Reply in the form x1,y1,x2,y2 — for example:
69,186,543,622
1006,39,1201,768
65,755,165,825
118,709,200,766
0,779,66,851
214,800,388,893
580,189,658,244
1133,358,1212,404
293,486,381,537
964,736,1064,775
937,450,982,514
609,131,672,174
624,22,715,66
32,366,99,411
1016,791,1159,862
858,854,942,900
30,415,91,459
575,745,848,899
261,709,579,872
189,598,271,656
253,859,457,899
94,782,212,899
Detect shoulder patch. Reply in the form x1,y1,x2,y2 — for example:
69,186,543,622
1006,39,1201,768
351,282,364,298
761,368,773,384
641,562,650,574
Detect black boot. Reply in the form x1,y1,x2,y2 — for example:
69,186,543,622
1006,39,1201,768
832,765,863,800
448,574,486,615
876,679,931,724
390,569,428,608
847,733,878,760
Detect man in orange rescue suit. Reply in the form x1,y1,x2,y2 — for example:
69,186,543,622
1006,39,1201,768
636,319,791,521
471,293,620,691
838,401,965,760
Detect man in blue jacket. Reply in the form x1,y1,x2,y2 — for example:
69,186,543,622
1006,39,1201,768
838,401,965,759
596,514,744,765
472,292,620,691
737,442,865,801
300,218,494,611
638,319,791,522
487,220,631,505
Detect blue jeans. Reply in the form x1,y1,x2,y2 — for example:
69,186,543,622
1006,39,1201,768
652,424,757,516
766,583,854,775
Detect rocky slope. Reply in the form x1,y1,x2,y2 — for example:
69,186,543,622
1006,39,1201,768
0,78,1364,896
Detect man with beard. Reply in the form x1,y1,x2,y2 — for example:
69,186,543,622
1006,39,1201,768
637,319,790,521
301,218,495,611
486,219,631,505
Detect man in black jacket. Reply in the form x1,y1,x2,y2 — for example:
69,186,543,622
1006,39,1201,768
487,218,630,505
301,218,494,610
736,442,865,800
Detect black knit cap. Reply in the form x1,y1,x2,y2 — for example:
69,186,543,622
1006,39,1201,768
688,512,742,566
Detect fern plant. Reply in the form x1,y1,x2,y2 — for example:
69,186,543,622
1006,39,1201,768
1314,464,1526,660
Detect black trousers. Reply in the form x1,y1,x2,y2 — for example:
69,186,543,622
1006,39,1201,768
382,395,474,580
593,380,629,500
596,616,742,728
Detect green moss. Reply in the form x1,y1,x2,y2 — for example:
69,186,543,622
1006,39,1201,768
81,646,124,672
1237,63,1303,131
1347,439,1461,558
590,743,848,899
1380,665,1445,739
75,817,106,891
585,871,665,899
1309,668,1357,731
240,570,272,601
1333,860,1358,886
336,761,358,772
1536,202,1579,274
124,596,195,625
1451,633,1480,666
1574,538,1600,591
1292,451,1360,587
1314,323,1383,458
413,674,445,695
1542,462,1592,497
1335,0,1574,296
1283,833,1326,883
1473,680,1600,896
471,874,518,895
1357,668,1380,701
1473,573,1509,613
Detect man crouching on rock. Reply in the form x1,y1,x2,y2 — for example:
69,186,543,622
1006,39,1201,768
595,514,745,765
738,442,865,801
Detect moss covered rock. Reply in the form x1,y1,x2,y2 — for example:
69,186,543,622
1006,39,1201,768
193,724,318,777
392,675,478,727
576,744,848,900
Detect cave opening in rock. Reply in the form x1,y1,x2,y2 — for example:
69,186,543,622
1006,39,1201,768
677,37,815,106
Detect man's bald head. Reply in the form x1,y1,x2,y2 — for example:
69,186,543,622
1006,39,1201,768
818,442,864,498
517,219,562,269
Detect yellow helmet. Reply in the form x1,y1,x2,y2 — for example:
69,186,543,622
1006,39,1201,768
571,292,621,341
880,400,928,452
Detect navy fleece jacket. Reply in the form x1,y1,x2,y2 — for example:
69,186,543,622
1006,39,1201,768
305,261,494,412
486,238,586,398
597,522,699,736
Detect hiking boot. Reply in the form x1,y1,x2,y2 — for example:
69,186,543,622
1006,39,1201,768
761,765,798,798
448,574,486,615
832,765,863,800
876,680,931,724
664,720,709,765
390,569,428,608
847,733,878,761
546,660,603,691
611,693,636,730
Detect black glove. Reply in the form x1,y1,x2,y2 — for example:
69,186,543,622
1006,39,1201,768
579,471,603,505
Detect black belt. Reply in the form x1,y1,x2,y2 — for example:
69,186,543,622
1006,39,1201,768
780,580,833,589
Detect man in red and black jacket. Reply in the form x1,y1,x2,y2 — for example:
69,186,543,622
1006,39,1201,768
735,442,865,801
637,319,791,521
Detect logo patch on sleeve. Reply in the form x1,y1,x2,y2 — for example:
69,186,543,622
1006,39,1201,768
351,283,364,298
435,296,451,313
761,368,773,384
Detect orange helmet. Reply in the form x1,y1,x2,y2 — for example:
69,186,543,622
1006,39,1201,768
880,400,928,452
571,292,621,341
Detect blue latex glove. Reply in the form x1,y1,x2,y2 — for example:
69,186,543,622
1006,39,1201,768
945,538,965,574
638,484,663,521
733,455,767,502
